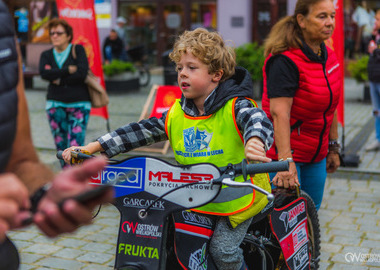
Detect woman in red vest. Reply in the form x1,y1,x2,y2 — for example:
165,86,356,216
261,0,342,210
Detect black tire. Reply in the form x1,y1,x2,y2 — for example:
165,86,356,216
137,65,151,87
271,189,320,270
300,190,321,270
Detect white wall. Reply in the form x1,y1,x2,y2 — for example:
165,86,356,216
97,0,119,62
217,0,252,47
287,0,297,15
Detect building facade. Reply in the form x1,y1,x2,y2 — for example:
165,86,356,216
7,0,292,65
7,0,380,66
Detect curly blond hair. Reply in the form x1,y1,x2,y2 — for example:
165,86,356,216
169,28,236,81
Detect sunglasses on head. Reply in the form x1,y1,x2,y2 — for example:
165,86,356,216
49,31,66,36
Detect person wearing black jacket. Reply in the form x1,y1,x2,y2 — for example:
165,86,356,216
102,29,126,64
39,18,91,168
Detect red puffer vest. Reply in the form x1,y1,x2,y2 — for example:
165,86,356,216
262,46,341,163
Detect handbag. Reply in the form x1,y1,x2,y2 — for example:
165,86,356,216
71,44,109,108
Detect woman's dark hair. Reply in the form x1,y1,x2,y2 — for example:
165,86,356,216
48,18,73,43
264,0,331,57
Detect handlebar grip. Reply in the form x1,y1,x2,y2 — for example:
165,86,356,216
56,151,64,160
72,151,93,160
238,161,289,177
56,150,93,161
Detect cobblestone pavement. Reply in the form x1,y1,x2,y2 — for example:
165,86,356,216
7,73,380,269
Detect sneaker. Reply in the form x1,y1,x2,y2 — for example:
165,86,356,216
365,140,380,151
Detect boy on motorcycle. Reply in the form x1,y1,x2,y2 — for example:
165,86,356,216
63,28,274,270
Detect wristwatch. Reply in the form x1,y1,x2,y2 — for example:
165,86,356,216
328,139,341,154
279,157,294,163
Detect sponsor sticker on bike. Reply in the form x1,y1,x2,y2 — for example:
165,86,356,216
118,243,159,260
188,243,209,270
269,197,310,270
91,157,149,197
122,221,163,239
144,158,220,208
181,211,214,229
91,166,143,188
172,211,217,269
123,197,165,210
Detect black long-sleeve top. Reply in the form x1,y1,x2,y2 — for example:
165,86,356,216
102,36,124,60
39,44,90,103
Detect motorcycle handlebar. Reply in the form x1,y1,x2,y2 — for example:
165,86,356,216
57,151,289,174
216,160,289,202
56,151,63,160
58,151,289,174
56,150,93,161
57,151,289,179
56,151,289,202
237,160,289,177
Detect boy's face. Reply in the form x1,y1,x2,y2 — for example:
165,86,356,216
176,52,222,108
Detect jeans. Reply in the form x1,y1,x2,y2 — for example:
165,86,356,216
270,158,327,210
369,81,380,141
104,45,128,62
104,46,113,62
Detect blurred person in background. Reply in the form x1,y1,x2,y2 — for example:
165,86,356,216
352,0,375,54
115,16,131,52
102,29,127,64
365,9,380,151
344,0,357,59
261,0,342,210
39,18,91,168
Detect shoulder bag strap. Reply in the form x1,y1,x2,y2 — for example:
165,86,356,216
71,44,77,60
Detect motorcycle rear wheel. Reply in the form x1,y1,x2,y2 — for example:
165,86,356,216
301,190,320,270
278,190,321,270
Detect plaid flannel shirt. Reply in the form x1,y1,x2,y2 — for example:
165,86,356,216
98,93,274,158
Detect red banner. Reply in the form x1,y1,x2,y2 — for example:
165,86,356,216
56,0,109,119
326,0,345,126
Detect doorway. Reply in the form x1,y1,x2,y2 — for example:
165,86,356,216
252,0,287,45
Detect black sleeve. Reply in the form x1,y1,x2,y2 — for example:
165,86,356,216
102,38,109,60
266,54,299,98
115,38,124,55
39,50,69,81
61,44,88,85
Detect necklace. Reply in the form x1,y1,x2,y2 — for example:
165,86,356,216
317,48,322,57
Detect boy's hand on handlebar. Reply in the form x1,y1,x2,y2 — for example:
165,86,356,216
33,157,114,237
272,162,300,189
62,142,104,164
62,146,86,164
244,137,272,163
